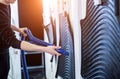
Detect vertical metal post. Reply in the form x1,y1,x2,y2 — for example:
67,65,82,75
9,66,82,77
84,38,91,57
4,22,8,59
21,36,29,79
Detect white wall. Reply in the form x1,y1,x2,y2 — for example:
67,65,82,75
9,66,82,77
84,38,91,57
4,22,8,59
68,0,81,79
68,0,87,79
8,1,21,79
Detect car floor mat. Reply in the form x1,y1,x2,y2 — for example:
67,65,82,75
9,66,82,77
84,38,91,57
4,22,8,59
55,13,75,79
80,0,120,79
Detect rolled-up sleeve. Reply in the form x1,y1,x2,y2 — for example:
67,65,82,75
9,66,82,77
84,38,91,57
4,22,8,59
0,4,21,49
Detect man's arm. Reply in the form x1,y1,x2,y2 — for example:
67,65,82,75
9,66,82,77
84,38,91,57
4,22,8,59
11,25,27,37
11,25,61,56
20,41,61,56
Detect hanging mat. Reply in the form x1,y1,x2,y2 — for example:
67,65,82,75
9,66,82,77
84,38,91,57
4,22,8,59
81,0,120,79
56,13,75,79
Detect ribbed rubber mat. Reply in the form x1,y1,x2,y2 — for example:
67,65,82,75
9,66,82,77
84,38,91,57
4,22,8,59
81,0,120,79
56,13,75,79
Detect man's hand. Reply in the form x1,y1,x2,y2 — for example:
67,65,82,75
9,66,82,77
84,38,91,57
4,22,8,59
11,25,27,37
19,27,28,37
44,46,61,56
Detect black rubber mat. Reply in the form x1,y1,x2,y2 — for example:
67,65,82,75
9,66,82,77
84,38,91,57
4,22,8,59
56,13,75,79
81,0,120,79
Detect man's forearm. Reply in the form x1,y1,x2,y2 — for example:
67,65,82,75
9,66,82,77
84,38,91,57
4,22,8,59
11,25,20,32
20,41,61,56
20,41,45,52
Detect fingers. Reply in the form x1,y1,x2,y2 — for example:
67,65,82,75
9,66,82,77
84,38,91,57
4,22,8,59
54,51,61,56
52,46,61,56
21,31,27,36
23,27,28,30
20,27,28,37
53,46,61,49
46,46,61,56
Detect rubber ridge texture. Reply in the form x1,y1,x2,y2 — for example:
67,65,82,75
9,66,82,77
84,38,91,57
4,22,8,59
56,13,75,79
81,0,120,79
